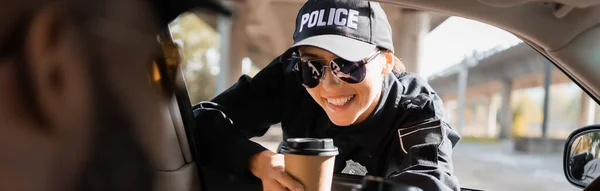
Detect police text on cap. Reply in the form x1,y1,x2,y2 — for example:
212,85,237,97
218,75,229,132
299,8,359,32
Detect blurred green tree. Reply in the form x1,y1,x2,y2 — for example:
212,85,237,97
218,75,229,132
169,13,220,103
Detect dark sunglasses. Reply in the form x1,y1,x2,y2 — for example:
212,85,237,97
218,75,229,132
292,50,381,88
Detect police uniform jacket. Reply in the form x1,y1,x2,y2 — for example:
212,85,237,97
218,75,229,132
193,56,462,191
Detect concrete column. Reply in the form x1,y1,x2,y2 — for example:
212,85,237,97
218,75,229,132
228,2,248,85
589,99,597,125
457,67,468,134
215,2,247,95
596,103,600,124
541,61,552,139
498,78,513,139
216,14,232,95
587,97,596,125
579,94,596,127
487,95,498,138
393,9,430,74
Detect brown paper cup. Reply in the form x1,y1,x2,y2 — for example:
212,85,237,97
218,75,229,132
285,154,336,191
281,138,339,191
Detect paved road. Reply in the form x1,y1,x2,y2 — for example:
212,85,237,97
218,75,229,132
453,141,577,191
251,127,580,191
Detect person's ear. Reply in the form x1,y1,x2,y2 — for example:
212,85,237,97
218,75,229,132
25,4,93,129
381,52,394,75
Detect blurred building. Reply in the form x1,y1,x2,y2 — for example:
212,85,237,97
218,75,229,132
428,43,600,152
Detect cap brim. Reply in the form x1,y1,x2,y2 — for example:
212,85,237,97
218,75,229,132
287,35,376,62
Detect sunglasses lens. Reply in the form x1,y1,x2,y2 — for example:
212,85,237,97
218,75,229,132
332,59,366,84
294,60,323,88
293,58,367,88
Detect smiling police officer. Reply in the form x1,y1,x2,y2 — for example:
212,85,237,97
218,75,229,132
193,1,461,191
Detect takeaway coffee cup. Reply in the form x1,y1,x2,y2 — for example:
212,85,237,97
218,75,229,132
281,138,339,191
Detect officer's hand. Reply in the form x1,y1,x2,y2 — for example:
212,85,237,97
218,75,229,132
250,150,304,191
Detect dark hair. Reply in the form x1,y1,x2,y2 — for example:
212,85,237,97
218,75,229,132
0,14,51,128
0,14,32,59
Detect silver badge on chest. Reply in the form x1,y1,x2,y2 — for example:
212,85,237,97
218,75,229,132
341,159,368,176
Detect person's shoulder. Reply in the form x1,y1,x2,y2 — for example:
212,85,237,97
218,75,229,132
393,72,435,95
390,72,443,121
392,72,438,105
390,72,461,144
394,71,423,80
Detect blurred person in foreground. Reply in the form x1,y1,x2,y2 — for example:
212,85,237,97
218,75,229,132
193,0,461,191
0,0,226,190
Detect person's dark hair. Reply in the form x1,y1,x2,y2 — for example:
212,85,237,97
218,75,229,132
0,13,52,129
0,16,30,59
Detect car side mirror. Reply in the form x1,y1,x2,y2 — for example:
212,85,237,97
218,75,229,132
564,124,600,188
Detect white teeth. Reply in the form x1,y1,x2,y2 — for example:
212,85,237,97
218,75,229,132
327,95,355,106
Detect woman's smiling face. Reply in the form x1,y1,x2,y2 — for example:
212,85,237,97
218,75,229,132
297,46,393,126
